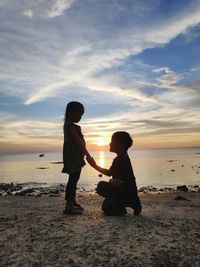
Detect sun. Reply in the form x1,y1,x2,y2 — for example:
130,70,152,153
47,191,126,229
96,139,108,147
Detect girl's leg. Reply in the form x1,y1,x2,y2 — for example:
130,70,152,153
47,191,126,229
65,171,81,201
64,171,82,214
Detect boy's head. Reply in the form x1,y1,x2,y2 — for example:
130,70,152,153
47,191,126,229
110,131,133,153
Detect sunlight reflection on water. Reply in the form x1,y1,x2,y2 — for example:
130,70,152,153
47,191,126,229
0,148,200,190
97,151,106,168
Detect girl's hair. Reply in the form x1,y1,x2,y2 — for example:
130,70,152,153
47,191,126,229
64,101,84,123
112,131,133,149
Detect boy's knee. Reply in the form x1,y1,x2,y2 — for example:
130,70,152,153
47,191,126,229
96,181,108,195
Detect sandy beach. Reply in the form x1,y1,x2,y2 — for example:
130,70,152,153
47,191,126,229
0,192,200,267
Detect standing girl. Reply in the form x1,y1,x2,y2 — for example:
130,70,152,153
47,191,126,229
62,101,93,215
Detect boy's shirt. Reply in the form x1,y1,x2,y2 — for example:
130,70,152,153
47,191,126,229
109,154,136,185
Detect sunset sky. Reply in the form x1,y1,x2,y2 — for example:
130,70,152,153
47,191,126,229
0,0,200,153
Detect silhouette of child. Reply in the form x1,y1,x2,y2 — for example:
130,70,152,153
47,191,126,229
62,101,93,215
89,131,142,216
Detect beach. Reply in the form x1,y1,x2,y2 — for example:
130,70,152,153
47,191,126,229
0,192,200,267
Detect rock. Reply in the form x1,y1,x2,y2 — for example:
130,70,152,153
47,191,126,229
175,196,189,201
138,186,158,193
6,190,12,196
15,188,35,196
0,183,13,191
162,187,175,192
67,258,75,264
39,154,44,157
48,193,61,197
59,185,65,192
49,189,60,194
138,186,148,193
177,185,188,192
171,169,175,172
40,191,49,195
26,193,34,196
0,183,24,192
11,185,23,192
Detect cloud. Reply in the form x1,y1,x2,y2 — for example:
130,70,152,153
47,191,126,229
46,0,76,18
22,2,200,105
1,0,200,151
25,81,70,105
79,104,200,148
23,10,33,18
144,5,200,46
191,67,200,72
0,113,62,147
1,1,200,107
153,67,183,87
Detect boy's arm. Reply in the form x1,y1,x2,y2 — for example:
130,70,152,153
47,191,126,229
69,126,91,158
93,164,112,177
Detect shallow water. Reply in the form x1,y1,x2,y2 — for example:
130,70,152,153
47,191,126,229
0,148,200,190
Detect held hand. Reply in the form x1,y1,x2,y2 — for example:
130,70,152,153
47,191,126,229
86,156,96,167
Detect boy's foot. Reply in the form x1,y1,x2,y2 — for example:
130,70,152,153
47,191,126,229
129,203,142,215
131,206,141,215
134,210,141,215
104,208,127,216
73,202,84,211
104,211,127,216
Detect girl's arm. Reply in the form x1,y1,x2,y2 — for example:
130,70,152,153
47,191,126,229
87,158,112,176
69,126,91,158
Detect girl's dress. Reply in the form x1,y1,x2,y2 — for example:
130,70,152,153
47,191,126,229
62,120,85,174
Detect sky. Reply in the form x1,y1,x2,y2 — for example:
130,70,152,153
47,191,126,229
0,0,200,153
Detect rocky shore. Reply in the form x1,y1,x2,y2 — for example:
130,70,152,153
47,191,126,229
0,182,200,197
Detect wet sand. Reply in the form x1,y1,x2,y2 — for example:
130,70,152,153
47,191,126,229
0,192,200,266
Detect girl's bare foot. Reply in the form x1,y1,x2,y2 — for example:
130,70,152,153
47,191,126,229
73,202,84,211
63,201,83,215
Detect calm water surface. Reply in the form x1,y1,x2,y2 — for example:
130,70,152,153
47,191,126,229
0,148,200,190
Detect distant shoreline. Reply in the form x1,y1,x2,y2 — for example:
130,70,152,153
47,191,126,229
0,146,200,155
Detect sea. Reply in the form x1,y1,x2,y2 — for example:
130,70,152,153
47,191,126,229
0,148,200,191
